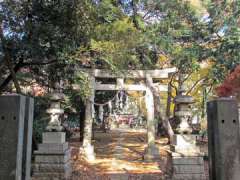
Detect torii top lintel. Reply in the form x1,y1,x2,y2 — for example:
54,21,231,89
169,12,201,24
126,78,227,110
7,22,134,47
73,67,177,92
88,67,177,79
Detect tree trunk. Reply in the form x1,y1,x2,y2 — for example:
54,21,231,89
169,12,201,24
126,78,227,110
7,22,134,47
131,0,140,29
0,60,23,93
201,86,207,119
79,109,85,142
150,82,174,141
164,82,174,141
0,22,21,93
152,90,162,136
166,83,172,117
0,9,35,93
82,99,93,147
5,51,21,93
82,71,95,147
81,71,96,161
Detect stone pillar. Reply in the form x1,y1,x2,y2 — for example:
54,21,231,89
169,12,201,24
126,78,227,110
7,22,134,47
81,72,95,161
33,85,72,179
144,75,160,161
92,103,95,120
108,101,112,115
115,95,119,110
98,105,104,122
0,95,34,180
238,103,240,126
0,95,26,180
125,95,129,110
207,98,240,180
171,74,205,180
117,78,124,88
119,91,124,110
99,104,105,131
22,97,34,180
117,78,124,110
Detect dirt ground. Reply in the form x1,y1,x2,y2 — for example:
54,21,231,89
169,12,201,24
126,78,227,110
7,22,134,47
69,128,172,180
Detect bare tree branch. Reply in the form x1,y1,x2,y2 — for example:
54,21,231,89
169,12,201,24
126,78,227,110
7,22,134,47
5,52,21,93
206,84,213,96
0,59,24,92
22,60,57,66
142,10,151,19
0,20,22,93
186,77,206,95
182,72,192,83
169,72,178,93
0,59,56,93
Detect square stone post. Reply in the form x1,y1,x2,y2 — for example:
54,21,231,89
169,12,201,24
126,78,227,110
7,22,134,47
207,98,240,180
0,95,26,180
144,75,160,161
22,97,34,180
82,72,96,161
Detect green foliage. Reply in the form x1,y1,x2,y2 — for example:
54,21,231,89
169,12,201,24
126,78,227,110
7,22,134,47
138,0,240,83
73,71,91,101
2,0,240,136
206,0,240,82
33,96,49,143
2,0,240,89
141,0,206,73
90,18,142,69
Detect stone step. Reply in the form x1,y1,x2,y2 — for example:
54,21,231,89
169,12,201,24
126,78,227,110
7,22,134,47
172,174,206,180
38,142,69,153
171,147,202,155
171,151,202,157
173,164,205,174
34,162,71,173
35,150,71,163
42,132,66,144
34,147,71,155
173,157,204,165
33,172,71,180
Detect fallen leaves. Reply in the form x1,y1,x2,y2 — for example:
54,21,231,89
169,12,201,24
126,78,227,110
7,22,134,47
69,129,171,179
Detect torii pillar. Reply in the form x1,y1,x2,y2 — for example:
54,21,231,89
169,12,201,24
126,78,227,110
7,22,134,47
144,75,160,161
99,105,104,122
81,72,96,161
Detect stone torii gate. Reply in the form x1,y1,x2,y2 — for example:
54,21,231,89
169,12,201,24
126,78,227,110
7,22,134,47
78,68,176,161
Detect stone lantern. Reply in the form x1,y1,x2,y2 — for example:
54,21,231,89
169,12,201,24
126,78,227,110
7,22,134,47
46,91,64,131
172,78,198,153
174,86,194,134
171,74,205,180
33,81,72,179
